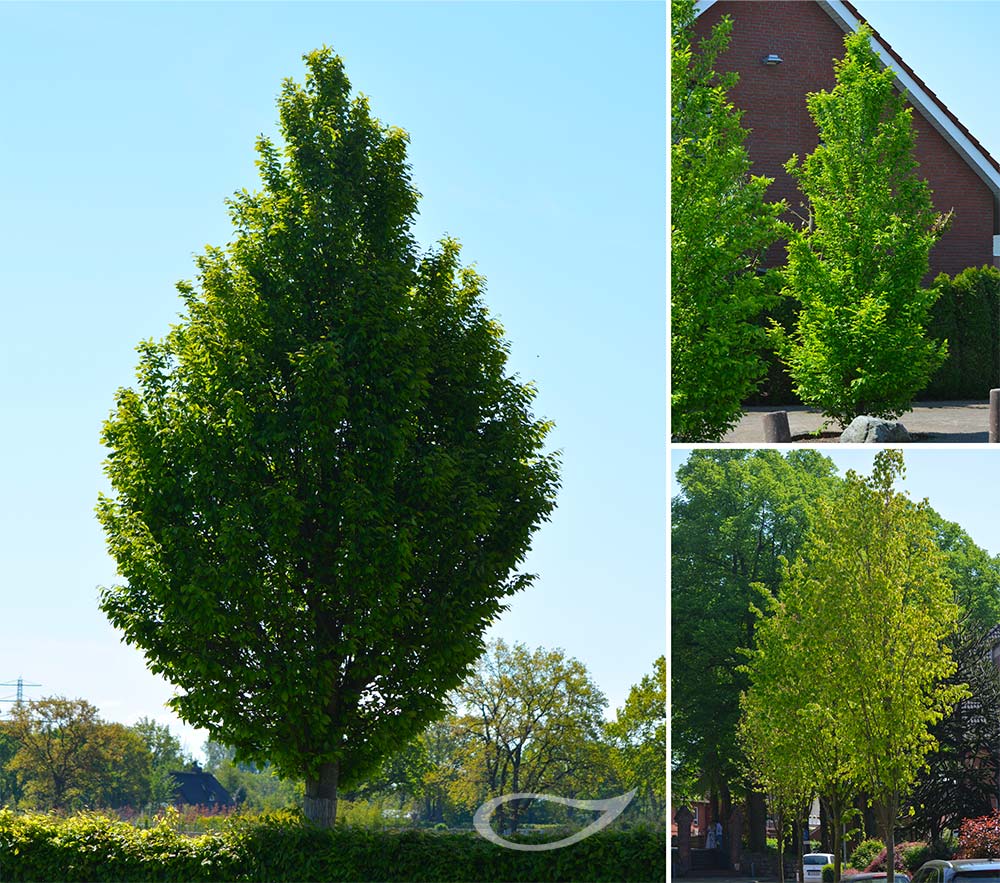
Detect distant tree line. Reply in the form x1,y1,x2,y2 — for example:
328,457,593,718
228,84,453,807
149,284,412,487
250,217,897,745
0,643,664,830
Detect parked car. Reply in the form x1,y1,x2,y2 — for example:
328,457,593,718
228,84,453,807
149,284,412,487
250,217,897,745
911,860,1000,883
848,873,911,883
803,853,836,883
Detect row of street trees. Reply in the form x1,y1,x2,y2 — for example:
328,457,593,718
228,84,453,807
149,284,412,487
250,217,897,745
671,0,950,440
672,450,1000,870
740,452,967,883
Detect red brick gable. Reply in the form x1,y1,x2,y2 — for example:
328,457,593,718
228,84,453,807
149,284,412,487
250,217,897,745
691,0,999,276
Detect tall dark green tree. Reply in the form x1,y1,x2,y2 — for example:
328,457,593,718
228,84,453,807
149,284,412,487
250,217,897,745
905,517,1000,841
671,0,785,441
776,26,949,424
97,49,559,827
671,450,838,844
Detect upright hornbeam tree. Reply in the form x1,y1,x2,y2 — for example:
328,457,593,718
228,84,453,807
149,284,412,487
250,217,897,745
97,48,559,828
776,26,949,425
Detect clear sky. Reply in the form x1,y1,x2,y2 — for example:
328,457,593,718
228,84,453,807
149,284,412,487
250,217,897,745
0,2,665,759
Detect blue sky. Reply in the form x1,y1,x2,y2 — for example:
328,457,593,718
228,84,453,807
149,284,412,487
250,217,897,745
0,2,665,758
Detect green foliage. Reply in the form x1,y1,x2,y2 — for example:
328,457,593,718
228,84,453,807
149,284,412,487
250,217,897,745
670,0,785,441
451,640,610,834
822,863,835,883
905,626,1000,840
96,47,558,823
741,452,967,883
901,843,933,872
851,839,886,870
130,718,186,808
605,657,666,822
0,808,666,882
0,724,24,809
672,450,838,802
9,698,151,812
775,26,948,425
923,266,1000,399
0,809,240,882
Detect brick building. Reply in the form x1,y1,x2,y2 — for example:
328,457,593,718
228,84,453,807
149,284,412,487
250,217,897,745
693,0,1000,277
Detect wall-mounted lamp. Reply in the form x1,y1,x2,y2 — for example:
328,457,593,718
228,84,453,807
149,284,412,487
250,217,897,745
763,53,783,65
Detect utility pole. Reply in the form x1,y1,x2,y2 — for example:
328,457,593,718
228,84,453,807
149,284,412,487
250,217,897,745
0,677,41,712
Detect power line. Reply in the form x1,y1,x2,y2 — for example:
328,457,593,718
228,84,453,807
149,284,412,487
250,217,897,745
0,676,41,710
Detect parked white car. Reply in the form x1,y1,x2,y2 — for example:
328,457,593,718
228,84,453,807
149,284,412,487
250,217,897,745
803,853,836,883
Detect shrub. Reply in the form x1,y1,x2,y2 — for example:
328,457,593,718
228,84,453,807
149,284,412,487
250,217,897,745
0,808,667,882
864,840,924,873
902,843,931,872
958,812,1000,858
851,839,886,870
822,863,836,882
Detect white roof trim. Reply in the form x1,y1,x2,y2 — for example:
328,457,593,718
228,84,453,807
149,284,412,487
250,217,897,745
693,0,1000,197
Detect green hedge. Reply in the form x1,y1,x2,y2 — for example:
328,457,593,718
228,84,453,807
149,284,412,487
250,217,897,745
0,809,666,882
922,266,1000,400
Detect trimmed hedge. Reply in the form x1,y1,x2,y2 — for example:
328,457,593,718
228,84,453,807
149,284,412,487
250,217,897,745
0,809,666,882
922,266,1000,400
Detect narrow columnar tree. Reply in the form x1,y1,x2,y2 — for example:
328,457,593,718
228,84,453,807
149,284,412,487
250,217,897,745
670,0,785,441
776,27,949,425
97,49,559,827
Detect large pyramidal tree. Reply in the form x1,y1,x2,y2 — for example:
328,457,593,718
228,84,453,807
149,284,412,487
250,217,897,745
97,49,560,827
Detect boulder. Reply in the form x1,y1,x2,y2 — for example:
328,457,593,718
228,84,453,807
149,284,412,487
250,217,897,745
840,415,911,443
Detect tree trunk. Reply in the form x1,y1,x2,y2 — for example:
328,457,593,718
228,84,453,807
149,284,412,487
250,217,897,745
819,799,830,853
875,795,898,883
304,760,340,828
748,789,768,851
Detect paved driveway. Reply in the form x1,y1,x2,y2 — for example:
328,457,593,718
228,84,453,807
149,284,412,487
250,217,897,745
723,401,990,443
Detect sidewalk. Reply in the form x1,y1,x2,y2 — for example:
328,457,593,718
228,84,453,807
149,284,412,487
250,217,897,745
723,401,991,444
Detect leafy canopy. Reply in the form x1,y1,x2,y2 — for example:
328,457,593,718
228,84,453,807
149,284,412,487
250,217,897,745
97,48,559,793
671,449,838,800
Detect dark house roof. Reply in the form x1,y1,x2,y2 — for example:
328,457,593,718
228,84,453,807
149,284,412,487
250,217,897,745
169,770,233,807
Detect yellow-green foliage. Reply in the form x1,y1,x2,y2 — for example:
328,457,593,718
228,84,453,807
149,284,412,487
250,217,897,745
0,807,666,882
0,809,239,882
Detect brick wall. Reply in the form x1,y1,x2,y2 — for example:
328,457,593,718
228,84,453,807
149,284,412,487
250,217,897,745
692,1,995,277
